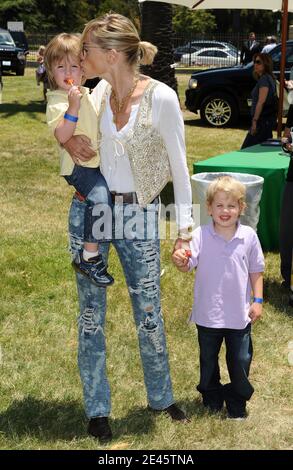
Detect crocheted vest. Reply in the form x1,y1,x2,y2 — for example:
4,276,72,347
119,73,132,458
98,79,171,207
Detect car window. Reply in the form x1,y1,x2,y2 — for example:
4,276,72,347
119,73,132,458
9,31,28,50
214,51,227,57
0,31,15,46
271,44,293,68
214,43,225,49
286,47,293,68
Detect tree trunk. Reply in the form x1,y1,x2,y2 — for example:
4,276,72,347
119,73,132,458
140,1,177,93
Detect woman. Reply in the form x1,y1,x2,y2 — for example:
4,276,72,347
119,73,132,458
63,13,193,442
241,53,277,149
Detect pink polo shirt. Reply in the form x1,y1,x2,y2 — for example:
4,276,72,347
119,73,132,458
188,222,265,329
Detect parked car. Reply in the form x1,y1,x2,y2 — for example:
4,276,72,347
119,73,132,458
174,40,238,62
9,30,29,54
185,40,293,127
0,28,26,75
181,47,238,67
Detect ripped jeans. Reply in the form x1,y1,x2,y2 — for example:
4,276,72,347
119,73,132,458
68,196,174,418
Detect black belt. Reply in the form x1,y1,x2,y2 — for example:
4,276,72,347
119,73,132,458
110,191,138,204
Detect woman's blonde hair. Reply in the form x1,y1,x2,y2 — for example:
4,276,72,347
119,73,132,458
206,176,247,213
44,33,81,90
81,13,157,67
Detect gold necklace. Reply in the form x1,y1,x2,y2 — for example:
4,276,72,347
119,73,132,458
111,77,139,124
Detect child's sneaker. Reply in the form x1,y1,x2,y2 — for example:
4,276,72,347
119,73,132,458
72,251,114,287
227,413,247,421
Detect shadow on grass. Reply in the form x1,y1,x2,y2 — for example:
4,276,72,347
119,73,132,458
0,397,161,442
264,278,293,315
0,397,86,441
0,396,209,444
183,116,286,134
183,116,251,131
0,100,46,118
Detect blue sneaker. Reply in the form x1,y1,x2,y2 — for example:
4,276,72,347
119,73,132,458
72,251,114,287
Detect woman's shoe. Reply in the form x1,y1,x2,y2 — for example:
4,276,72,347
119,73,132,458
148,403,190,422
88,417,113,442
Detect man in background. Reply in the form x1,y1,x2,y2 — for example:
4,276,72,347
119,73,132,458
241,32,261,65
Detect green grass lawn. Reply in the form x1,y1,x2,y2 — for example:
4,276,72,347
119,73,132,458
0,69,292,450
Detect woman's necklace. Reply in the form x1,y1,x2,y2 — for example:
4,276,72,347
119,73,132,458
111,77,139,124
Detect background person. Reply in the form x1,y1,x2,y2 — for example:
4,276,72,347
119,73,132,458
172,176,264,419
241,53,277,149
262,35,277,54
240,32,261,65
63,13,193,442
36,45,49,102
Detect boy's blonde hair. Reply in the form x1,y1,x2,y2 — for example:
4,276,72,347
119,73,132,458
44,33,81,90
81,13,157,67
206,176,247,213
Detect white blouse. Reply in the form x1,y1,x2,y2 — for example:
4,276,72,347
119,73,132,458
91,79,193,229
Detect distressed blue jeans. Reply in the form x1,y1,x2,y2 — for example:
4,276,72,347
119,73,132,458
68,195,174,418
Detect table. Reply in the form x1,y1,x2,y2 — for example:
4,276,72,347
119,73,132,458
193,144,290,251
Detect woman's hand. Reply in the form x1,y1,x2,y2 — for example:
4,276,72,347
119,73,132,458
63,135,96,165
172,248,189,272
250,119,257,135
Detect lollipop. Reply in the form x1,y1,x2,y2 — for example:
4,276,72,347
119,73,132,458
185,250,192,258
65,78,74,86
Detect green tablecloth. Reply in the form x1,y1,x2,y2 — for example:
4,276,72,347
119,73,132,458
193,144,290,251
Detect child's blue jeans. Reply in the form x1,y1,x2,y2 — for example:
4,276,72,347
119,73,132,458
196,324,254,416
64,165,112,243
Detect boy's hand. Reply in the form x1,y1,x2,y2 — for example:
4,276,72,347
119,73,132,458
249,303,262,323
68,85,82,112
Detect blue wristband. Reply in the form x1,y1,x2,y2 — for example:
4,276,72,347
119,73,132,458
253,297,263,304
64,112,78,122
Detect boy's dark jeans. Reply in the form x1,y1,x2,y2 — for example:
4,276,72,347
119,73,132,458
64,165,112,243
196,324,254,417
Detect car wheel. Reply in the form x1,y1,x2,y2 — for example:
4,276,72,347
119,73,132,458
200,92,239,127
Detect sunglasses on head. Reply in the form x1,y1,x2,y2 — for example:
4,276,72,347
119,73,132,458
254,59,262,65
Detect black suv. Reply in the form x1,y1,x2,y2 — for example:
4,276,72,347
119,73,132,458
185,40,293,127
0,28,26,75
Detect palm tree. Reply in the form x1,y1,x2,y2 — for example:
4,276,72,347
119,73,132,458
140,1,177,93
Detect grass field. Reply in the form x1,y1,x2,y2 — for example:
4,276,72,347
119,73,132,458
0,69,292,450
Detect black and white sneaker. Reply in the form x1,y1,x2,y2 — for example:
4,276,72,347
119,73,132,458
72,251,114,287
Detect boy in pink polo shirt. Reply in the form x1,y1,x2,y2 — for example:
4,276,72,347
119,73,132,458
172,176,264,419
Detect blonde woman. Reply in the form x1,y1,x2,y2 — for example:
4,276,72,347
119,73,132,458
63,13,193,442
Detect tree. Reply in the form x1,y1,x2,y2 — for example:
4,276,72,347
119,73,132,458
95,0,140,27
211,9,282,36
0,0,36,29
140,1,177,92
172,6,216,36
0,0,91,32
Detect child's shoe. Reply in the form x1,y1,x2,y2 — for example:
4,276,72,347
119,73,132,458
72,251,114,287
227,414,247,421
